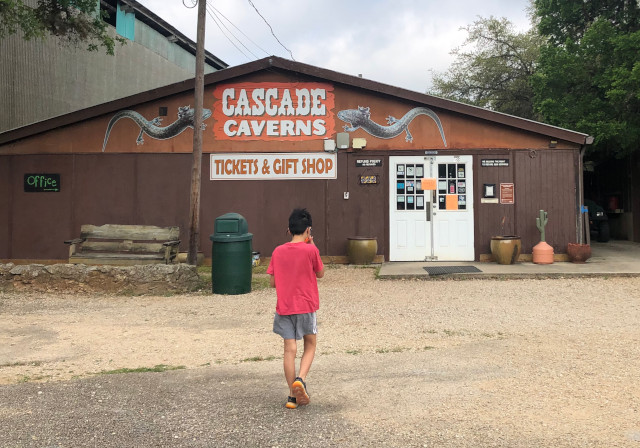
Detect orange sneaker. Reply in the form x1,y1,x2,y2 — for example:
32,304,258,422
291,377,310,406
285,396,297,409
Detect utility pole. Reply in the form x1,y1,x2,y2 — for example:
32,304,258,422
187,0,206,265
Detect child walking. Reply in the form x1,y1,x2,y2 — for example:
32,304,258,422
267,208,324,409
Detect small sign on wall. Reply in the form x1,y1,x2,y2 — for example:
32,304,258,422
500,183,514,204
482,159,510,167
24,174,60,192
355,159,382,167
210,153,336,180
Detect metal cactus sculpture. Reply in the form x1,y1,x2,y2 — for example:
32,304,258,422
536,210,548,242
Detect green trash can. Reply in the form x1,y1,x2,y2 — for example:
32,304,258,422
210,213,253,294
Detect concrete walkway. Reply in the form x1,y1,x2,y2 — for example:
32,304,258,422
378,240,640,279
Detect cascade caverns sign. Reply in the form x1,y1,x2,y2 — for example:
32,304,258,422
212,82,335,141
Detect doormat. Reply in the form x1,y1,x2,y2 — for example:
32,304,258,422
423,266,482,275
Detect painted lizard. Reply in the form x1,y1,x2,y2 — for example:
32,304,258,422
102,106,212,152
337,106,447,146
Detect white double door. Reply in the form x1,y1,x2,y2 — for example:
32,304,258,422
389,155,474,261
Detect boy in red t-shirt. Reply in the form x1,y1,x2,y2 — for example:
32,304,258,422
267,208,324,409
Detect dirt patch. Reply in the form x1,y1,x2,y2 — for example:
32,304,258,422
1,266,640,446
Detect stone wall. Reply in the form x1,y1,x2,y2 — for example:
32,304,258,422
0,263,201,295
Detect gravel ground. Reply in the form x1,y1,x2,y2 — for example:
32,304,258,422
1,266,640,447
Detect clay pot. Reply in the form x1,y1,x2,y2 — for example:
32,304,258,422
346,237,378,265
490,236,521,265
532,241,554,264
567,243,591,263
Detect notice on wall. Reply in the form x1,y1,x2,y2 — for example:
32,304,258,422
355,159,382,167
482,159,510,167
210,153,337,180
500,183,515,204
212,82,335,141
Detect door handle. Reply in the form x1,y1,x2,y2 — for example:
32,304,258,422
426,204,431,221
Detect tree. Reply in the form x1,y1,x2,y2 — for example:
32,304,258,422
429,17,543,120
532,0,640,160
0,0,126,55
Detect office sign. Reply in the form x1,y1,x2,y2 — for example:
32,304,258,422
24,174,60,192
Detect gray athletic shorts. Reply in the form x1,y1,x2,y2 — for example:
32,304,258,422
273,312,317,340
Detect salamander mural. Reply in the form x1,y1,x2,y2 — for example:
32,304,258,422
337,106,447,146
102,106,212,152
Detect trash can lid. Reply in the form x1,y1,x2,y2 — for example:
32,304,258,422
210,212,252,242
210,232,253,242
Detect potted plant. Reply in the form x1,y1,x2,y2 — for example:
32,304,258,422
532,210,554,264
490,217,521,264
567,206,592,263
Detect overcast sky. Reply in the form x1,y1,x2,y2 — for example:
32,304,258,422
135,0,533,93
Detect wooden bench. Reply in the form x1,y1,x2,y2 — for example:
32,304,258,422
64,224,180,265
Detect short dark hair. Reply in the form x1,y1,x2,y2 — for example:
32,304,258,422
288,208,312,235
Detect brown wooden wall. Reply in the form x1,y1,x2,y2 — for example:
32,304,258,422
1,152,389,261
474,149,579,256
1,148,579,262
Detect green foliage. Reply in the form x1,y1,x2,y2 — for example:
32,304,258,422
429,17,543,120
532,0,640,159
0,0,126,55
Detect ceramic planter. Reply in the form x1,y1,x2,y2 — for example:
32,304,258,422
346,237,378,265
567,243,591,263
490,236,521,265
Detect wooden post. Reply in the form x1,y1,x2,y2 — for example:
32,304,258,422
188,0,206,266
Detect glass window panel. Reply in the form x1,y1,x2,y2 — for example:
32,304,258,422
397,195,405,210
416,165,424,177
396,164,405,178
438,164,446,178
448,164,456,179
406,165,415,177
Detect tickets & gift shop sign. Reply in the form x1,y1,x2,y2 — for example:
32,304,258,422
210,153,337,180
212,82,335,141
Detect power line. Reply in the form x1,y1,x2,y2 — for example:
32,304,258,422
210,4,270,57
206,4,264,60
246,0,295,61
206,5,253,61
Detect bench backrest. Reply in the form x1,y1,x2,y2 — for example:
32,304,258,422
78,224,180,255
80,224,179,241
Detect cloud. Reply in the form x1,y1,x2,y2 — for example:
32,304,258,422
135,0,532,91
